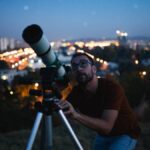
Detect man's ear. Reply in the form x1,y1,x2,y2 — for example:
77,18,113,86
92,65,97,73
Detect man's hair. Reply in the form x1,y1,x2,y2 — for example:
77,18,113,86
71,52,95,65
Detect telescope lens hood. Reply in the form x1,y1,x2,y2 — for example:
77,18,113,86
22,24,43,44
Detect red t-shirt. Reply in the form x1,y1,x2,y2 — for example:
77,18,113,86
67,78,141,139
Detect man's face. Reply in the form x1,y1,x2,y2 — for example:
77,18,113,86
71,55,95,86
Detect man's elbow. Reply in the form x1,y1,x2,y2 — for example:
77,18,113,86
103,126,112,135
99,124,113,135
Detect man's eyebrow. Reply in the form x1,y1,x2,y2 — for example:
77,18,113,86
71,59,89,64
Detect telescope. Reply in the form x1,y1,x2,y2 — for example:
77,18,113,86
22,24,66,82
22,24,83,150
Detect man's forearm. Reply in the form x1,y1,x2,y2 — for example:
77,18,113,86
58,100,118,134
73,112,112,135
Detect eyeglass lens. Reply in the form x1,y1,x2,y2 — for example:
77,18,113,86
72,59,91,70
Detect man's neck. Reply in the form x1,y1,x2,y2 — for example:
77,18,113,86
84,76,98,93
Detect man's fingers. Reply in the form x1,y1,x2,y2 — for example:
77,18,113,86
56,101,70,110
63,110,72,115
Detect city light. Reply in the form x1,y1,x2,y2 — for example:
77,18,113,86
96,58,100,62
34,83,39,88
142,71,147,76
139,71,147,78
116,30,128,37
1,75,8,80
135,60,139,65
10,91,14,95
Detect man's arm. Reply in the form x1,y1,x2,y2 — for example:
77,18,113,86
57,100,118,135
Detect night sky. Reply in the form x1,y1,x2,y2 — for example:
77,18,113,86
0,0,150,41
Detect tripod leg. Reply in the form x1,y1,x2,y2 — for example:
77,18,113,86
26,112,43,150
40,115,53,150
58,109,84,150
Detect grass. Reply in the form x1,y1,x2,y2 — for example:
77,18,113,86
0,110,150,150
0,122,96,150
0,122,150,150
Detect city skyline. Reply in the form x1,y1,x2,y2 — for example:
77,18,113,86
0,0,150,41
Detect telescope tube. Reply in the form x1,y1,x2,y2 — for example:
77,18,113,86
22,24,66,79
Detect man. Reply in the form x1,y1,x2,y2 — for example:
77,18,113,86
58,52,140,150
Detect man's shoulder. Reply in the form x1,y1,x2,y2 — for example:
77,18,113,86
99,77,120,86
98,77,123,92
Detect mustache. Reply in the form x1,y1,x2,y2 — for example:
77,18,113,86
76,72,87,76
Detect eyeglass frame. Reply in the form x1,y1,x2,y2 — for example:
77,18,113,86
71,59,93,71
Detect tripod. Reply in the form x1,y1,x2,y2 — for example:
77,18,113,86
26,67,83,150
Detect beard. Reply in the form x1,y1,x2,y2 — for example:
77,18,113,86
76,71,94,86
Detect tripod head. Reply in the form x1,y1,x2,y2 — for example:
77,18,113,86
30,65,71,98
30,66,70,115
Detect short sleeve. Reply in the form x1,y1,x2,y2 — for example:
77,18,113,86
103,80,125,110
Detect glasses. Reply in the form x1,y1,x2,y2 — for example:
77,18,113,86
71,59,92,71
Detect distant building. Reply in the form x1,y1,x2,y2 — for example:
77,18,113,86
0,69,27,84
0,38,8,51
0,37,16,51
116,30,128,47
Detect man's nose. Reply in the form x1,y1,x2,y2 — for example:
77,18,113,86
76,65,83,71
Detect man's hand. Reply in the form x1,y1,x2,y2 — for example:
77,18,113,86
57,100,79,119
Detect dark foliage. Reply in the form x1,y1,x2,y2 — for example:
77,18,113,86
0,109,36,133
